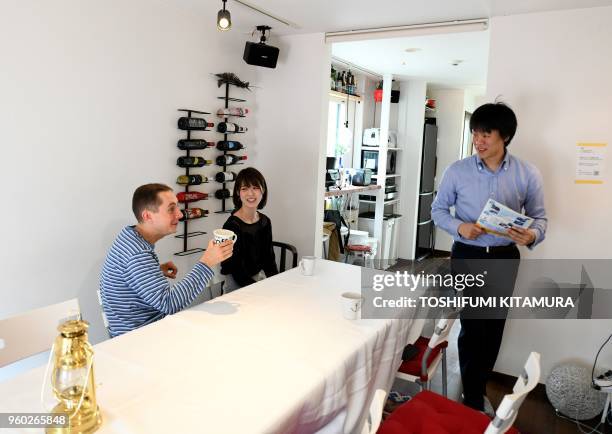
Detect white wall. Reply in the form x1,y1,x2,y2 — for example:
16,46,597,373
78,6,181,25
0,0,257,345
487,7,612,378
252,33,330,259
428,88,465,252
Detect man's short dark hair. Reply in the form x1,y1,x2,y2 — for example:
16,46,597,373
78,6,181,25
132,183,172,222
232,167,268,210
470,102,518,146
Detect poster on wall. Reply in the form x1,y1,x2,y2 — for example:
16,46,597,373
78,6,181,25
575,143,607,184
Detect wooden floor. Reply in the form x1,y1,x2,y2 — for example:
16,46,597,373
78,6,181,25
385,255,611,434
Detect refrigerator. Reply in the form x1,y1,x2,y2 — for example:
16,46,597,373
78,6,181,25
415,123,437,260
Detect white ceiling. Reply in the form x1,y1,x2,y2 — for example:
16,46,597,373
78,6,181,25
331,30,490,89
187,0,612,88
186,0,612,36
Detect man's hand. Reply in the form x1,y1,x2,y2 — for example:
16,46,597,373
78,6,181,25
458,223,484,240
160,261,178,279
507,227,536,246
200,239,234,268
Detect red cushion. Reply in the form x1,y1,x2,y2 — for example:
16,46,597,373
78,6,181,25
378,391,520,434
398,336,448,381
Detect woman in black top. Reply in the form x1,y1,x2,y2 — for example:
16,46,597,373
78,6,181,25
221,167,278,290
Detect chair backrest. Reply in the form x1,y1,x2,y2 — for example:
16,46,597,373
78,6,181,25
96,286,111,338
421,317,456,377
428,317,456,349
272,241,298,272
0,299,80,367
484,352,541,434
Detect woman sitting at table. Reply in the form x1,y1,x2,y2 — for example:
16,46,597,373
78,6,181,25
221,167,278,291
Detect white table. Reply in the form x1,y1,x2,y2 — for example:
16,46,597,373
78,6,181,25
0,260,422,434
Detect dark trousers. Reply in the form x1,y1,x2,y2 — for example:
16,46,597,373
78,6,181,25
451,241,520,411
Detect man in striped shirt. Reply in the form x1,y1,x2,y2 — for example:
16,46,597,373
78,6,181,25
100,183,233,337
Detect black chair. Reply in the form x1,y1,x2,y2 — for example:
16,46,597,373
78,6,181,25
272,241,298,272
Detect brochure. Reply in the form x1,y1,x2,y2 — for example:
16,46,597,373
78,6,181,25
476,199,533,238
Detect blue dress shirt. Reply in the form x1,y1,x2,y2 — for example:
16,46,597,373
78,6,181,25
431,152,547,248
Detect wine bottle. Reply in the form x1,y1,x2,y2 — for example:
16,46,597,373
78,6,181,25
177,174,208,185
331,66,337,91
177,156,212,168
214,189,231,199
346,70,352,94
179,208,208,221
216,108,249,117
177,191,208,203
217,122,248,133
216,154,247,166
177,139,214,150
177,117,214,131
215,171,237,183
216,141,245,151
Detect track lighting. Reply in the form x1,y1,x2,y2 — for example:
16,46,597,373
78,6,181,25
217,0,231,31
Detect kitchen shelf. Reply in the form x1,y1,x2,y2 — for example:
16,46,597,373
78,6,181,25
371,174,401,179
359,199,400,206
329,90,362,102
324,184,381,198
361,146,402,151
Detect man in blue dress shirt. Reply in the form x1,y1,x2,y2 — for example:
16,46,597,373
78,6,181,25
432,102,547,412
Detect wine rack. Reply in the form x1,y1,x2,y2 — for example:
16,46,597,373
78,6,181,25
174,108,211,257
215,76,248,214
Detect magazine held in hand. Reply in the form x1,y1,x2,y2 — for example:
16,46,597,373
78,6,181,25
476,199,534,238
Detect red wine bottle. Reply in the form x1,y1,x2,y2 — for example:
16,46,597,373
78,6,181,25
179,208,208,221
177,191,208,203
178,117,214,131
216,154,247,166
177,175,208,185
215,171,237,182
216,141,244,151
214,189,231,199
177,139,214,150
217,122,247,133
177,156,212,168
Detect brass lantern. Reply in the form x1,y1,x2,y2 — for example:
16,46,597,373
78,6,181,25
46,319,102,433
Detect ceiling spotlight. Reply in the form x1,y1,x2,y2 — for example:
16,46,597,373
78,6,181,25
217,0,231,31
451,59,464,66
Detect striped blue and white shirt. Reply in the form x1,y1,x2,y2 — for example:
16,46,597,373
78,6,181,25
100,226,214,337
432,152,547,248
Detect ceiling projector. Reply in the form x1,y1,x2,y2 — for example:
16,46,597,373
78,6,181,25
243,25,279,69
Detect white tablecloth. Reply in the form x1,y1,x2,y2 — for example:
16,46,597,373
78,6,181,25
0,260,421,434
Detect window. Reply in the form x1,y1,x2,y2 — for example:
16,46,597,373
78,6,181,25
326,100,350,159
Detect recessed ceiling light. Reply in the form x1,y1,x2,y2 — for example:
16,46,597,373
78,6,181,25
451,59,464,66
404,48,421,53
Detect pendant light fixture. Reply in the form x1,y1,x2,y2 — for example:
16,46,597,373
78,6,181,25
217,0,231,31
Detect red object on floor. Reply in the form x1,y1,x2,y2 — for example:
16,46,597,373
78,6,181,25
398,336,447,381
378,390,520,434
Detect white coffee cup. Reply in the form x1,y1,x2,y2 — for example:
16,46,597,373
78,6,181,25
299,256,316,276
213,229,237,244
341,292,364,320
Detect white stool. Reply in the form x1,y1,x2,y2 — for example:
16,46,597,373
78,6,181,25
601,390,612,424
